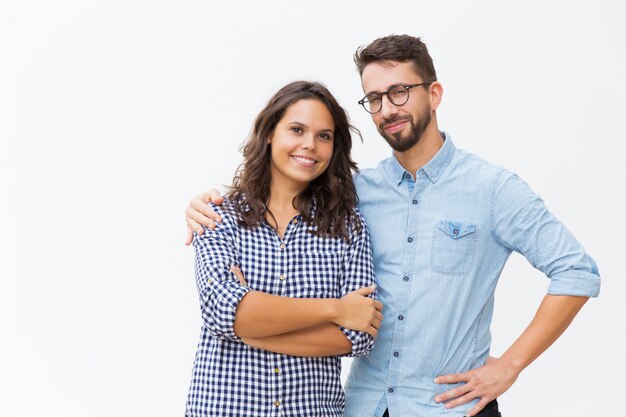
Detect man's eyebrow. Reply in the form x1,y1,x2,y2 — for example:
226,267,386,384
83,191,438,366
364,83,406,95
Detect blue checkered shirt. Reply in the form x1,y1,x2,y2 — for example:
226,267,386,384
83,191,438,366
186,201,376,417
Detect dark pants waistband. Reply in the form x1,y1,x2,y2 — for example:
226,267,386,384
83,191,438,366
382,399,501,417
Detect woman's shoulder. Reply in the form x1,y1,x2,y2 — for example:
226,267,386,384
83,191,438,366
204,197,242,232
339,206,369,243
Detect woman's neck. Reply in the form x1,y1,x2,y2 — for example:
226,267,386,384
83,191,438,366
268,188,300,217
266,181,306,237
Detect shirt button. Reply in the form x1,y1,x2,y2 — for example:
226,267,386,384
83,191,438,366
393,351,399,357
274,368,280,374
453,228,459,235
403,276,409,282
398,315,404,321
404,173,411,179
279,243,285,249
388,387,394,393
292,219,298,224
279,274,286,281
412,199,418,205
407,237,413,243
208,279,213,284
274,401,280,406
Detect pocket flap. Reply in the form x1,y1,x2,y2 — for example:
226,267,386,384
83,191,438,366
437,220,476,239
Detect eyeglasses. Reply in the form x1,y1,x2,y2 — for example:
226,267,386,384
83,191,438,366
358,82,433,114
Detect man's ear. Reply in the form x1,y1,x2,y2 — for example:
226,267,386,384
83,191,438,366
429,81,443,111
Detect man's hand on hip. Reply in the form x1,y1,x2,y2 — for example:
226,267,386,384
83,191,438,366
434,356,519,417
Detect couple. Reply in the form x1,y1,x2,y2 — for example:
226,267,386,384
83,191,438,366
184,35,600,417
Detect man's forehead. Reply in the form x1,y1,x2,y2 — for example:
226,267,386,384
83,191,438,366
360,60,421,92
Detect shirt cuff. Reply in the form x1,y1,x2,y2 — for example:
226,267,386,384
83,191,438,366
547,271,601,297
339,326,374,357
207,278,251,341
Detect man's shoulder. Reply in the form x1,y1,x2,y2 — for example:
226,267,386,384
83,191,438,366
354,157,394,185
454,148,505,173
450,147,510,185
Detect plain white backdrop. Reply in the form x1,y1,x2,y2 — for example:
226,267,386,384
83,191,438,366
1,1,625,416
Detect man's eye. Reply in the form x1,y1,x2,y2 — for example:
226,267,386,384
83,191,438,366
368,96,381,104
391,88,408,99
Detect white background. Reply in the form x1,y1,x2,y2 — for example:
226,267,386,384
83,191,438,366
1,1,625,416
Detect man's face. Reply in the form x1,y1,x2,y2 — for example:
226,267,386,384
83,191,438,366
361,61,432,152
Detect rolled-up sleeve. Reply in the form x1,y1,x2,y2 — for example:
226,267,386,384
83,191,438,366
339,211,377,356
491,170,600,297
193,205,251,341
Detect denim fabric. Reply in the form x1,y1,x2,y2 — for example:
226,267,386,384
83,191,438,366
344,133,600,417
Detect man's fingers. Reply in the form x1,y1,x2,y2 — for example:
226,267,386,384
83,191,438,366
434,383,472,403
466,398,492,417
208,189,223,204
186,205,217,229
190,193,223,223
190,219,206,235
186,217,205,235
443,391,479,410
185,228,194,246
374,311,383,322
434,372,469,385
374,300,383,311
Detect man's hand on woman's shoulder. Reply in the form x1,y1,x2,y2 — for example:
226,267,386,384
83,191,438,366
184,188,224,245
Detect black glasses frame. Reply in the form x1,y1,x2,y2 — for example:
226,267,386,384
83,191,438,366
358,82,433,114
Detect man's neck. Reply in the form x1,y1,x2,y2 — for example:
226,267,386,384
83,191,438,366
394,124,444,177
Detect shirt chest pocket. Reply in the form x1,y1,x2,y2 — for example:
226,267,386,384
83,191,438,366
296,251,342,297
430,220,477,276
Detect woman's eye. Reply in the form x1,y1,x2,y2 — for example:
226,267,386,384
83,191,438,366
291,127,303,133
319,133,332,141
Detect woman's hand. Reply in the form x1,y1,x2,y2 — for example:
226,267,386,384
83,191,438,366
334,286,383,337
230,265,248,286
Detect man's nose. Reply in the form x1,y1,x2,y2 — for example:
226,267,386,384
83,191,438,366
379,95,399,119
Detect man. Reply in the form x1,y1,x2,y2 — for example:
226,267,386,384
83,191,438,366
184,35,600,417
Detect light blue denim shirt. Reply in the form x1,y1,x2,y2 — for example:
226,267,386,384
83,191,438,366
344,132,600,417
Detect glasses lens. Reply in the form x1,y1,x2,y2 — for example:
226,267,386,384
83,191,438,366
365,95,381,113
388,87,409,106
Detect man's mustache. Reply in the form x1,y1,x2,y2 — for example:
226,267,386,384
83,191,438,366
379,116,413,131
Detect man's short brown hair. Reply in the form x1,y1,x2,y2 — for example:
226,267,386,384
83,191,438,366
354,34,437,83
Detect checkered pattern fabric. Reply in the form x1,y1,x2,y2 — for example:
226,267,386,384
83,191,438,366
186,200,376,417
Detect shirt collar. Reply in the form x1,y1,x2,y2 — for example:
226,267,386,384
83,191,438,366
386,131,456,186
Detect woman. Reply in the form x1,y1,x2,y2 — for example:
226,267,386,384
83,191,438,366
186,81,382,417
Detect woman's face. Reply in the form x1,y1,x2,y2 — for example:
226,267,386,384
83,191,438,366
269,99,335,192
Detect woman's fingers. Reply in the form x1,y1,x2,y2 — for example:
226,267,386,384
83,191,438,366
367,326,378,338
230,265,248,286
352,285,376,296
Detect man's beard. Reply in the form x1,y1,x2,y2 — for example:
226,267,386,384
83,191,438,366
378,106,432,153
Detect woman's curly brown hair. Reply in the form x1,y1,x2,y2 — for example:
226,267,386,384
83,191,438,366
226,81,362,240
